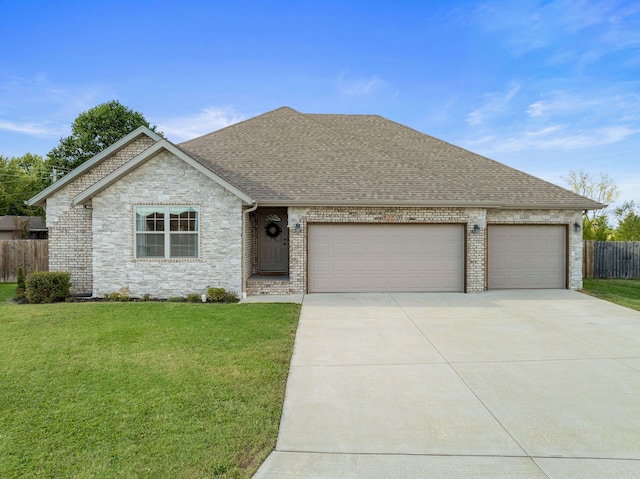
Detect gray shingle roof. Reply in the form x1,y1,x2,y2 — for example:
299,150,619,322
178,106,603,209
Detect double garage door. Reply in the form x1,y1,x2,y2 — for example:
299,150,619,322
308,224,464,293
308,224,567,293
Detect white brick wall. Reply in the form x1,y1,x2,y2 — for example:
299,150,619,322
91,151,243,298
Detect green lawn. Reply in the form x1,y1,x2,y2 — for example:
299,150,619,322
582,278,640,312
0,284,300,478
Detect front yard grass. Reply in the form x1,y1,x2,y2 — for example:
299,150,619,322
582,278,640,312
0,283,300,478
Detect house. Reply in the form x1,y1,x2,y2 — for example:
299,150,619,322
0,216,48,240
28,107,603,298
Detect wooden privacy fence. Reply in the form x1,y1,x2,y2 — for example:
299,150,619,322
583,240,640,279
0,240,49,282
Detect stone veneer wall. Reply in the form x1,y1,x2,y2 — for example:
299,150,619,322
486,209,583,290
287,206,488,294
45,137,156,295
91,151,243,298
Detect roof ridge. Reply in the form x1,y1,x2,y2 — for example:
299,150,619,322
178,106,302,146
305,112,382,119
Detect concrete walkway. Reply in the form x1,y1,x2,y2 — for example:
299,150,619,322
253,290,640,478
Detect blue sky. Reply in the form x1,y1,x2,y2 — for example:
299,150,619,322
1,0,639,208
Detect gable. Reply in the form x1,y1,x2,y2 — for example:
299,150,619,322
28,126,162,207
27,127,254,208
72,140,253,205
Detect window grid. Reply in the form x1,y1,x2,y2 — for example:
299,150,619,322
135,206,199,259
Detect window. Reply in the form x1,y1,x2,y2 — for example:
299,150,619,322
135,206,199,259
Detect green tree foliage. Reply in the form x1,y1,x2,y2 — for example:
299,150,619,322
582,215,612,241
563,170,620,240
47,100,158,171
563,170,619,221
16,267,26,299
613,202,640,241
0,153,47,216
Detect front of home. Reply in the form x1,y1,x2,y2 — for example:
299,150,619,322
29,107,602,298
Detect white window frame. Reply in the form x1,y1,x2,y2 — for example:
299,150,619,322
134,205,200,259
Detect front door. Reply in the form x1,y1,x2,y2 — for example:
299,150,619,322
258,208,289,273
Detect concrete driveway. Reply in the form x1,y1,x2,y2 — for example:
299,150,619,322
253,290,640,478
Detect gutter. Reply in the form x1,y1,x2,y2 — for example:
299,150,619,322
241,202,258,299
256,199,605,210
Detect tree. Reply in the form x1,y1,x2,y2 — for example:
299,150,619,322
563,170,620,240
581,215,612,241
563,170,619,221
613,202,640,241
0,154,47,216
47,100,158,171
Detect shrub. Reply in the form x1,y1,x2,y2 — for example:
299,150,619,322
103,292,119,301
207,287,226,302
103,287,131,302
25,272,71,304
186,292,203,303
16,267,26,299
207,287,239,304
140,293,152,302
166,296,186,302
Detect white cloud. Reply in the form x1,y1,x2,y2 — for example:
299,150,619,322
156,107,246,142
526,92,604,118
468,124,639,153
0,74,113,139
337,74,386,97
0,119,63,137
466,84,521,126
462,80,640,157
473,0,640,63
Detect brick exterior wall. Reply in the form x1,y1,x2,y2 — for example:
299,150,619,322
246,278,293,295
250,206,583,295
242,209,258,295
45,137,156,295
92,151,243,298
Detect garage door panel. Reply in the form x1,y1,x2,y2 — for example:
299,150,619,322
368,260,386,272
350,260,367,272
488,225,566,289
309,224,464,293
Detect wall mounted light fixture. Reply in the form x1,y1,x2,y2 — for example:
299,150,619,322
473,224,480,234
294,223,301,233
573,221,581,232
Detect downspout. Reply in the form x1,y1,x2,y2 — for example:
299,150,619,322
242,202,258,299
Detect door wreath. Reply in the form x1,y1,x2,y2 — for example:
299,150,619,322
265,221,282,238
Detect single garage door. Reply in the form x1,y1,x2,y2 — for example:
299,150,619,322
488,225,566,289
308,224,464,293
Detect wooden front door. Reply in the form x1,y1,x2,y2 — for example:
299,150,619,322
258,208,289,273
